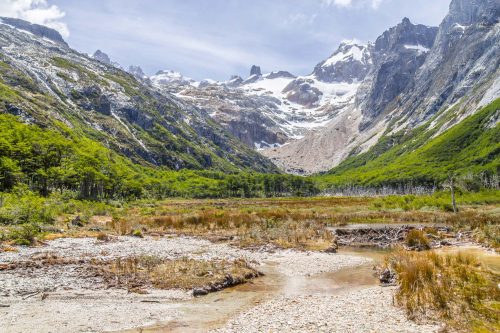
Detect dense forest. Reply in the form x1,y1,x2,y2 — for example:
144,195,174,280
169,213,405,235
0,113,318,201
1,99,499,202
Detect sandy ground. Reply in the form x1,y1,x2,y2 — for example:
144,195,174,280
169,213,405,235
0,236,441,332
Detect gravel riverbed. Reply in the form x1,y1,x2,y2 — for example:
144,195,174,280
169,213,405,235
0,235,441,332
211,287,441,333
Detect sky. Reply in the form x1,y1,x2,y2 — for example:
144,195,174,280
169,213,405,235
0,0,451,80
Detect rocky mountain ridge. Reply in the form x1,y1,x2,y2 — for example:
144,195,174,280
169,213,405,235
1,0,497,177
146,40,371,149
134,0,497,175
0,19,277,173
263,0,499,174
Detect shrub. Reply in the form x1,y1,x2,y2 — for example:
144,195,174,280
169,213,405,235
131,229,143,238
9,224,41,245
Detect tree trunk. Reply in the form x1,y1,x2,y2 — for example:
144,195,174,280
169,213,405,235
449,174,458,213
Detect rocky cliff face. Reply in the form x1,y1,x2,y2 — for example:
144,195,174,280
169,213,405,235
128,65,147,80
0,19,277,173
399,0,500,125
263,0,499,174
92,50,112,65
357,18,438,129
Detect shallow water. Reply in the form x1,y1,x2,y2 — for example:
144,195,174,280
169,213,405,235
120,245,499,333
436,246,500,273
120,250,383,333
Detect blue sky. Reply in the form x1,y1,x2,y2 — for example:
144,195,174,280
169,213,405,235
2,0,451,80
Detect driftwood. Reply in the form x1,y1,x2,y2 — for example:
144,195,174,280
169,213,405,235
334,225,452,248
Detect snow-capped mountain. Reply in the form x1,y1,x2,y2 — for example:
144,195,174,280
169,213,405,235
147,40,374,149
312,41,372,83
0,18,276,173
133,0,498,175
263,0,499,174
151,69,197,87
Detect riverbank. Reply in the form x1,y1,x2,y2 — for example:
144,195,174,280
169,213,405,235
1,195,498,332
0,235,372,332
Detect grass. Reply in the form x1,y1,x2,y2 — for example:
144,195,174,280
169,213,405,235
0,191,498,250
405,230,431,250
386,250,500,332
95,256,259,291
120,196,498,250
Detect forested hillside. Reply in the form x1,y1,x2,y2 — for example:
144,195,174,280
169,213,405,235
0,114,317,200
317,98,499,189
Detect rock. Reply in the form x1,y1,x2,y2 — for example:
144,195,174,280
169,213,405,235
250,65,262,76
0,17,67,46
358,17,439,128
92,50,111,65
324,238,339,253
313,41,372,83
128,65,146,80
71,216,84,227
440,239,454,246
267,71,296,79
193,288,209,297
379,268,396,285
226,75,243,87
283,78,322,107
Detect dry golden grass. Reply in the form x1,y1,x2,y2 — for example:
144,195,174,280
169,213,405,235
405,230,431,250
96,256,259,291
386,250,500,332
101,197,499,250
16,196,495,251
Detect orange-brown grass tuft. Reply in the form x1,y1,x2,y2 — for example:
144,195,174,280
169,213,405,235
405,230,431,250
386,250,500,332
96,256,260,291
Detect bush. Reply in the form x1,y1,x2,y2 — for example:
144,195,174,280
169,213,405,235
131,229,143,238
9,223,41,245
0,187,56,225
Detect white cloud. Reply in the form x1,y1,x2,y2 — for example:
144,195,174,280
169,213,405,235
321,0,353,7
0,0,69,37
321,0,385,9
370,0,384,9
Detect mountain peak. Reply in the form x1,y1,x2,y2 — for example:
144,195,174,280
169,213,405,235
128,65,146,80
312,42,372,83
250,65,262,76
92,50,111,64
0,17,67,46
402,17,412,25
374,18,438,53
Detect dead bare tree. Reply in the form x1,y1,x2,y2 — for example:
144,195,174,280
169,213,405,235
445,172,458,213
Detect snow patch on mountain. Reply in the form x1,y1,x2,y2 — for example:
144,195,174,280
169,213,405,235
322,44,367,67
404,44,430,53
151,70,196,87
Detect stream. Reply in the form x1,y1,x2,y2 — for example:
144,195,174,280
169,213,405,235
121,246,499,333
121,248,388,332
